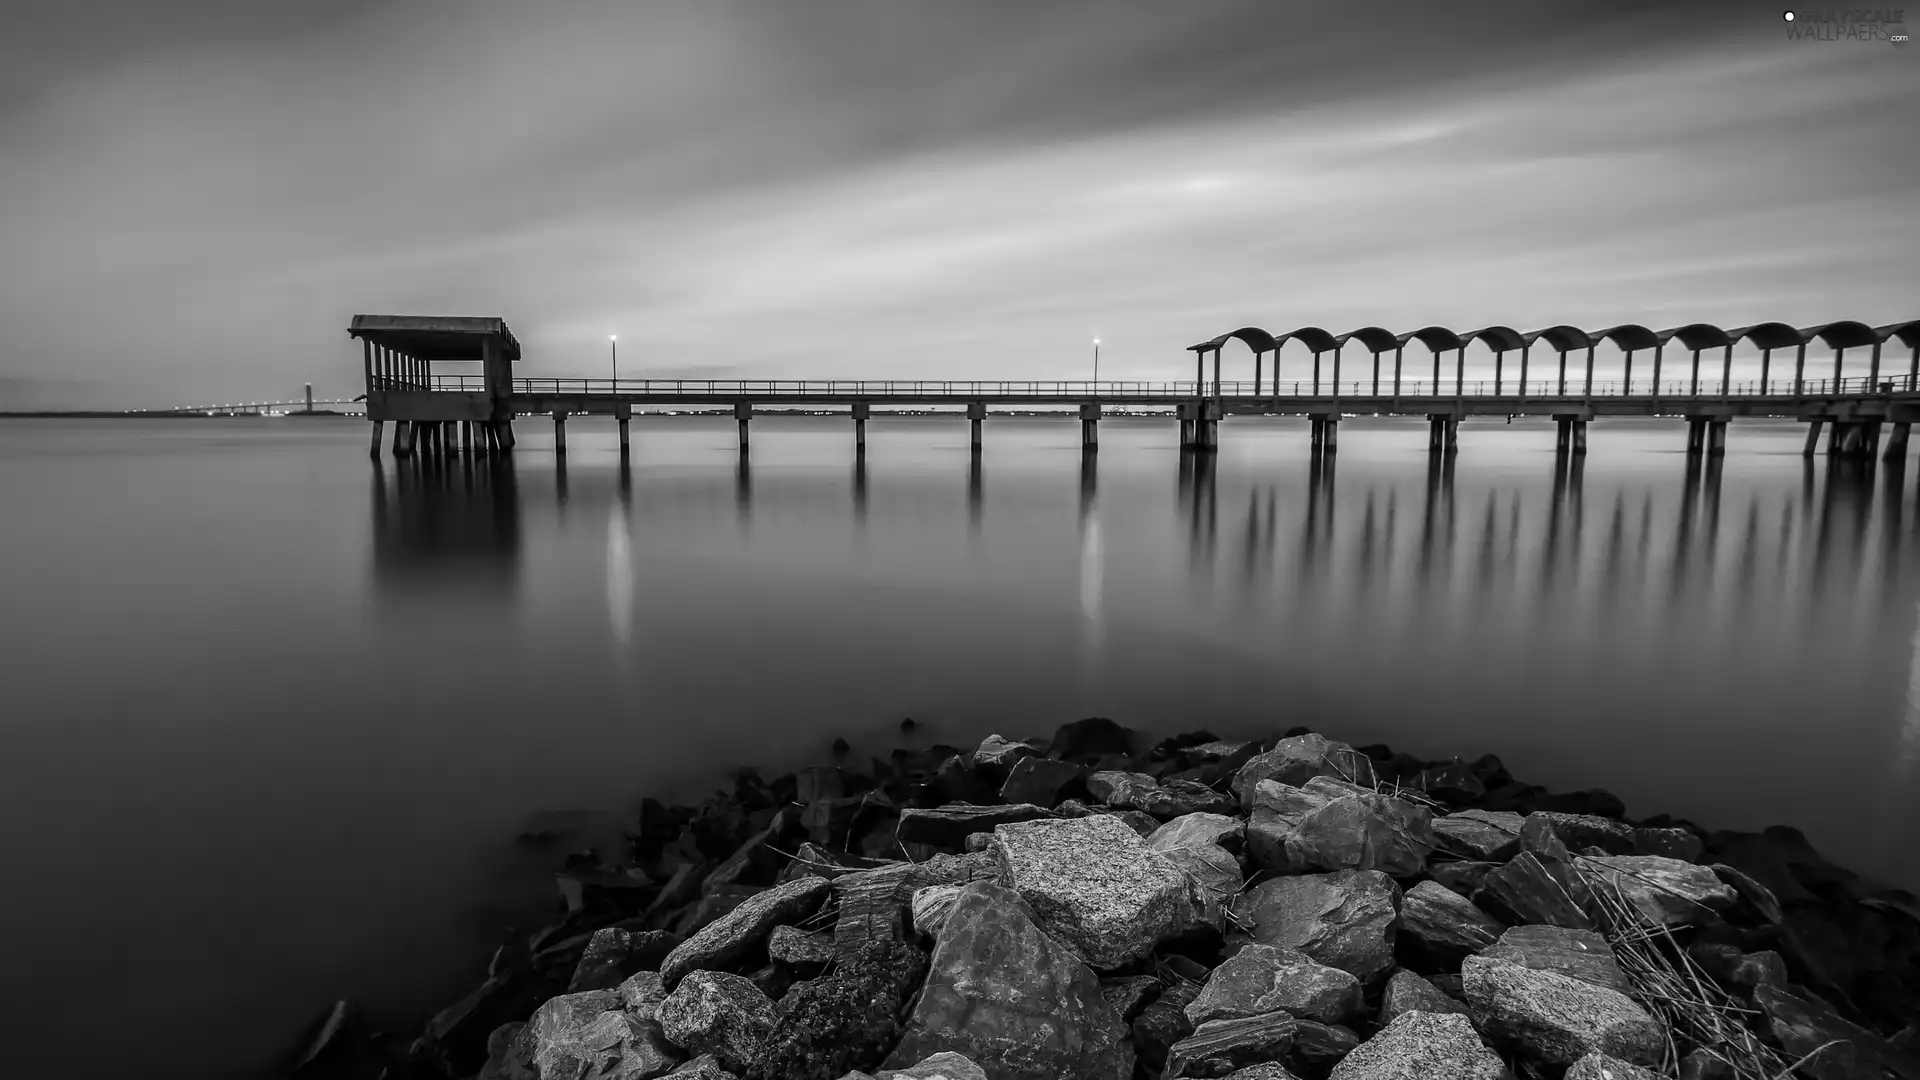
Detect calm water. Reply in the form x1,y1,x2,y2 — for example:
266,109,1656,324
3,414,1918,1075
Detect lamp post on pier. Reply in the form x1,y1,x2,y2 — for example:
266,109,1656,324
1093,338,1101,387
610,334,618,388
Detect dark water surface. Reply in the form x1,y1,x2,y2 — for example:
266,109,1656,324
3,414,1917,1075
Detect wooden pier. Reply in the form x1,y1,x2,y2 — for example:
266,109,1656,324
348,315,1920,463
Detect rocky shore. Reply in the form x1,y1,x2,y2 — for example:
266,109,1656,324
284,721,1920,1080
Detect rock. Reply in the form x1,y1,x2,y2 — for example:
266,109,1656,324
1480,925,1630,994
661,876,833,986
972,735,1040,776
1473,853,1594,930
1461,955,1663,1068
1564,1052,1664,1080
873,1051,988,1079
1430,861,1500,898
1229,870,1401,984
766,925,834,967
989,814,1195,968
1398,880,1504,969
928,755,1000,806
1132,981,1201,1076
1089,770,1232,819
668,1054,738,1078
1186,944,1364,1026
1247,776,1436,877
673,888,763,938
1110,809,1161,836
896,804,1056,849
527,988,680,1080
998,757,1086,807
1573,855,1736,926
1232,734,1378,807
1379,969,1470,1023
1532,812,1636,855
1753,983,1920,1080
1707,863,1785,926
617,970,669,1010
1328,1010,1506,1080
1164,1012,1359,1079
1047,717,1135,762
1527,790,1628,819
658,971,777,1076
1159,840,1244,931
886,880,1133,1080
1099,975,1162,1023
1630,827,1703,863
911,884,964,937
1518,815,1576,864
1172,741,1263,786
776,843,847,885
1412,762,1488,807
570,928,683,992
1223,1066,1304,1080
1431,810,1524,862
753,938,926,1080
1089,770,1158,806
1428,973,1465,1000
828,853,999,963
1149,812,1246,853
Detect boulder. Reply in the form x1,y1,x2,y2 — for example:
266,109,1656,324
1160,841,1244,931
1412,762,1488,807
886,880,1133,1080
989,815,1195,968
1574,855,1735,927
753,938,926,1080
658,971,777,1076
1398,880,1504,968
1132,980,1201,1076
668,1054,737,1078
618,971,669,1011
1229,870,1401,984
1087,770,1235,818
911,884,964,937
527,988,680,1080
570,928,683,992
928,755,1001,807
1186,944,1365,1026
1752,984,1920,1080
1088,770,1158,807
1531,812,1636,855
1171,741,1263,786
1109,809,1161,836
1247,776,1436,877
1686,944,1787,1001
1431,810,1524,862
765,925,834,967
1047,717,1135,762
1708,864,1784,926
1328,1010,1506,1080
1099,975,1162,1024
1164,1012,1359,1079
1149,813,1246,853
1630,827,1703,863
1232,734,1378,807
997,757,1086,807
775,843,847,885
1222,1066,1304,1080
875,1051,989,1079
972,735,1040,776
1461,956,1663,1068
1430,861,1500,898
1480,925,1630,994
895,804,1056,849
1518,815,1576,864
1565,1052,1664,1080
1474,853,1594,930
1379,969,1470,1024
661,876,833,986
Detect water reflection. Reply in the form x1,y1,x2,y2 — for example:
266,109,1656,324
1078,452,1104,671
369,454,521,600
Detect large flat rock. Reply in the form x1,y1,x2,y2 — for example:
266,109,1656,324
660,876,832,986
1328,1011,1507,1080
1480,925,1629,994
1462,955,1663,1069
1248,776,1435,877
1398,880,1504,969
886,880,1133,1080
1573,855,1736,927
989,814,1195,968
1232,734,1378,808
1186,944,1364,1026
1228,870,1401,984
1431,810,1524,862
1164,1012,1359,1080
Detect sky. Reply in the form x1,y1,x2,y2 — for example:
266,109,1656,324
0,0,1915,409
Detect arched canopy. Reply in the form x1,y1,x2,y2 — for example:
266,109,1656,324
1802,321,1880,348
1525,325,1592,351
1652,323,1723,350
1464,326,1526,351
1337,326,1399,353
1729,322,1805,350
1274,327,1341,353
1397,325,1465,352
1875,320,1920,349
1189,326,1277,353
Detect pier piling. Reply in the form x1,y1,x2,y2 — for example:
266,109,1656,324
1079,402,1100,451
852,402,869,455
1886,422,1910,462
735,402,753,455
552,411,567,455
967,402,985,453
369,420,384,459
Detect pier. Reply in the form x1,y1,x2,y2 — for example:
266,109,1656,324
348,315,1920,463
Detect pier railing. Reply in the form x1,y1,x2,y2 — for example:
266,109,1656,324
398,374,1918,398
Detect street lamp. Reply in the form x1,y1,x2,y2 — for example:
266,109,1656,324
1093,338,1101,385
610,334,618,388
